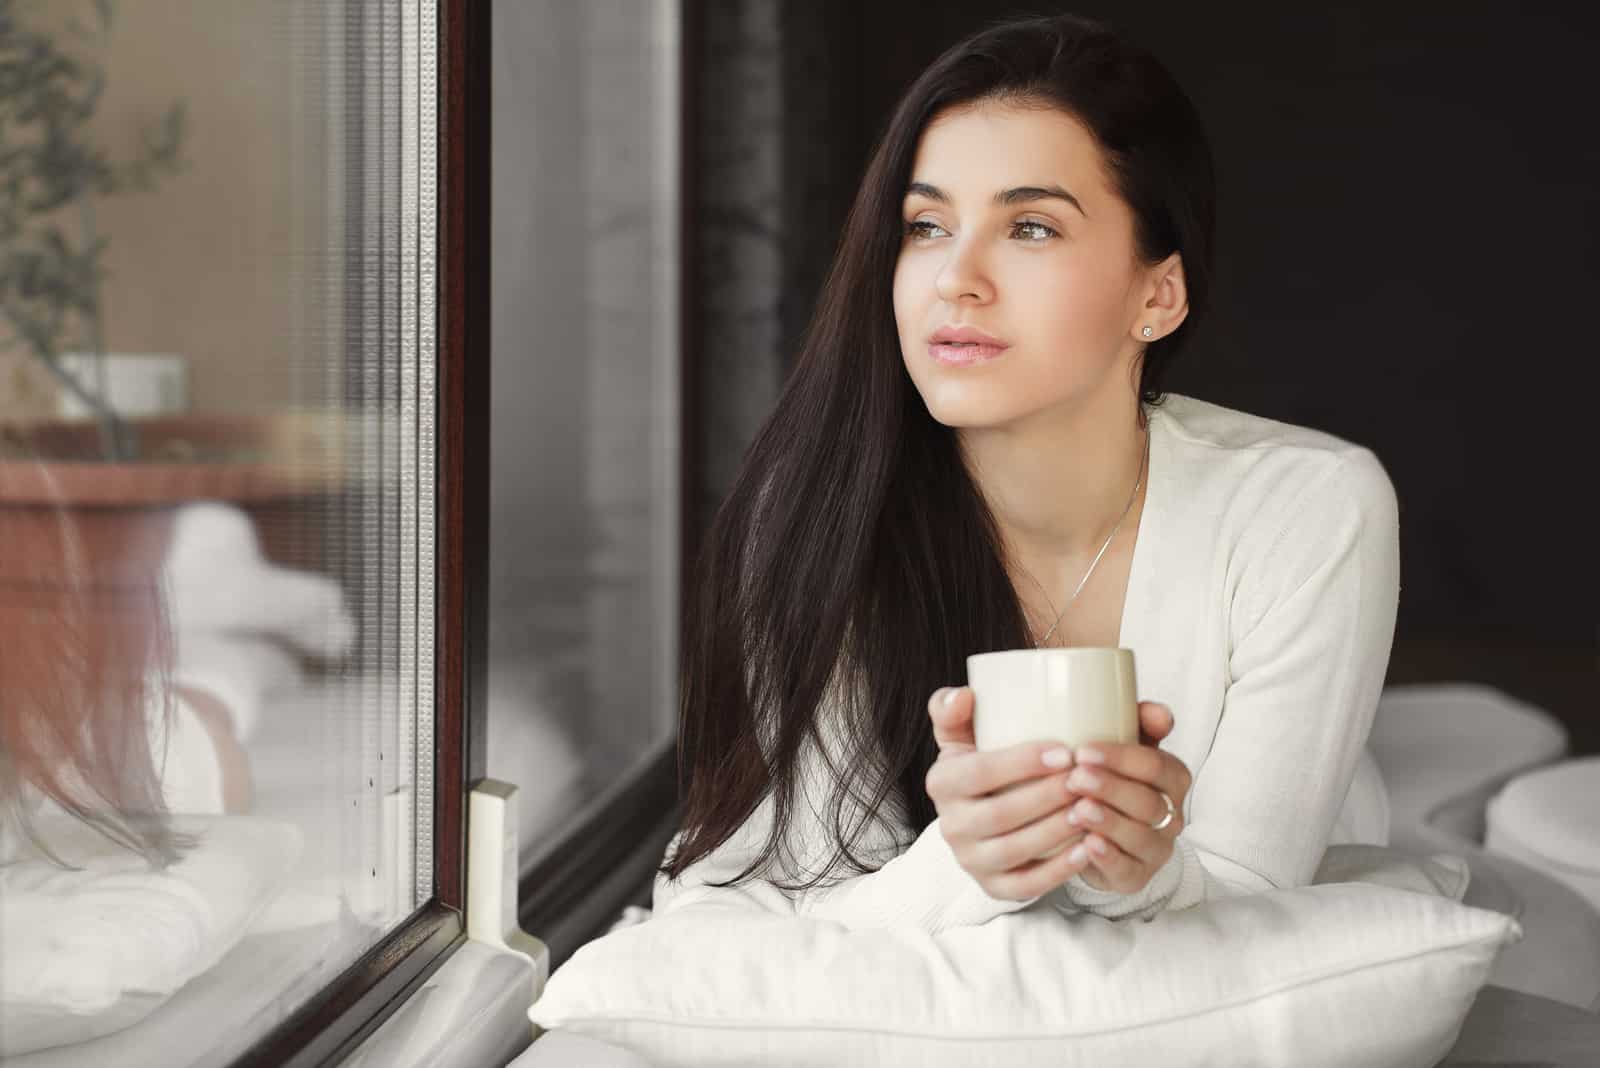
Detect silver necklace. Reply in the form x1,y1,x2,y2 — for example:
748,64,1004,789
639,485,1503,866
1020,426,1149,648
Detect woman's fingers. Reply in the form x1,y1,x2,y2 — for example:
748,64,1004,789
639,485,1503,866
1067,795,1167,868
965,802,1089,874
926,686,976,754
1137,701,1174,747
1059,739,1191,892
925,737,1074,804
1072,740,1191,804
983,827,1097,900
924,687,1188,900
943,768,1082,841
1076,831,1147,892
1066,766,1184,837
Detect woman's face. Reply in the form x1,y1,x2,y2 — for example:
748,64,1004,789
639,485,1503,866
893,101,1160,429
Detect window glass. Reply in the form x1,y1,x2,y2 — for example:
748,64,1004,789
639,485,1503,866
0,0,438,1062
487,0,680,870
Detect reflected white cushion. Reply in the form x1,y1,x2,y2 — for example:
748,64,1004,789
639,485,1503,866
170,632,306,741
530,845,1518,1068
0,813,301,1056
1486,756,1600,912
161,501,356,659
148,689,228,816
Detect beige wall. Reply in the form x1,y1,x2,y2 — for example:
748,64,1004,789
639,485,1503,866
3,0,318,427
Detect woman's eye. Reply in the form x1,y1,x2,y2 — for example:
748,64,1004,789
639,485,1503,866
1011,220,1059,241
901,219,1058,242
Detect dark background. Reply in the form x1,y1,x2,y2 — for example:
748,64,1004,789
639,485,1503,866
756,1,1597,750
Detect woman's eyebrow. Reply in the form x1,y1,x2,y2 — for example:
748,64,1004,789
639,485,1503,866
904,180,1087,217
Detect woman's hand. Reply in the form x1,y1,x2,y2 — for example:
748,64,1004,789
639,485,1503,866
924,686,1096,901
926,686,1191,901
1062,701,1191,894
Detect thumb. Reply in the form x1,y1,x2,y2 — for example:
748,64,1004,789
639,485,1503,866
930,687,976,756
1138,701,1174,746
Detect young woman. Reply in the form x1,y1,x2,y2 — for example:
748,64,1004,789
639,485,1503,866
654,12,1399,930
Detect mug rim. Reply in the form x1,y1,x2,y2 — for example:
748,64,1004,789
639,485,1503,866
968,647,1128,664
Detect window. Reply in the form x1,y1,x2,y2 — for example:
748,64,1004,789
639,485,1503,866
0,0,485,1064
488,1,685,968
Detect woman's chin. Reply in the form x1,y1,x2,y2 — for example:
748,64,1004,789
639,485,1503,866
924,402,1009,431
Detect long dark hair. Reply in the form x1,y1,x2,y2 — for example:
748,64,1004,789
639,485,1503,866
0,458,187,869
662,12,1216,892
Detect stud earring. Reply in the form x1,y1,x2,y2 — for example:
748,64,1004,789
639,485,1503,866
1142,325,1154,338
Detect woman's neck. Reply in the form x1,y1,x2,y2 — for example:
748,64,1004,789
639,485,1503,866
958,391,1149,591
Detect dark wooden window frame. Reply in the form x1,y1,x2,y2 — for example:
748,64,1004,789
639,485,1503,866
232,0,490,1063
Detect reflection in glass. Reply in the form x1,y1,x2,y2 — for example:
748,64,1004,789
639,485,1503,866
0,1,437,1063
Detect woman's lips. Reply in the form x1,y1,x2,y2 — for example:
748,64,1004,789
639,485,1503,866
929,341,1009,366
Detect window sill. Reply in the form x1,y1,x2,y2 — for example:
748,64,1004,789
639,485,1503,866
340,941,538,1068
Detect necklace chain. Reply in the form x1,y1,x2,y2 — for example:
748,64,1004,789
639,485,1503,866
1019,426,1150,648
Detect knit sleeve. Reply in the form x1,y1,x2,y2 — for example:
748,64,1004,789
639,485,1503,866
1047,448,1402,922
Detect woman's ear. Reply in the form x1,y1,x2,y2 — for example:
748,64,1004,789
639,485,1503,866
1132,253,1189,344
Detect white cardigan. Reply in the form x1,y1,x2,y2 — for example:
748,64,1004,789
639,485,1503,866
653,392,1402,929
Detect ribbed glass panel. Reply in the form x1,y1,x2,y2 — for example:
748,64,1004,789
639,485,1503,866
0,2,440,1061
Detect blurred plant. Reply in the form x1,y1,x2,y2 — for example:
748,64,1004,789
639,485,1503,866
0,0,185,460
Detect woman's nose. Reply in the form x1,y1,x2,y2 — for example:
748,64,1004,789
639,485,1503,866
934,240,994,304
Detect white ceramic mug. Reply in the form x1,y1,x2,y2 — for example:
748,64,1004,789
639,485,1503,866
966,647,1140,860
966,647,1139,752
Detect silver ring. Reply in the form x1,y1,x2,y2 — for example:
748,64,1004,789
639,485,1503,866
1150,790,1176,831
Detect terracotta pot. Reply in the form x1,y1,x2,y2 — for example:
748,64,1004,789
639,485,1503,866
0,412,349,583
0,411,346,503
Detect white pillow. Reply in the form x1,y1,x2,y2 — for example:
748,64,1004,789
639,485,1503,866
529,845,1519,1068
1313,842,1470,901
0,812,302,1056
